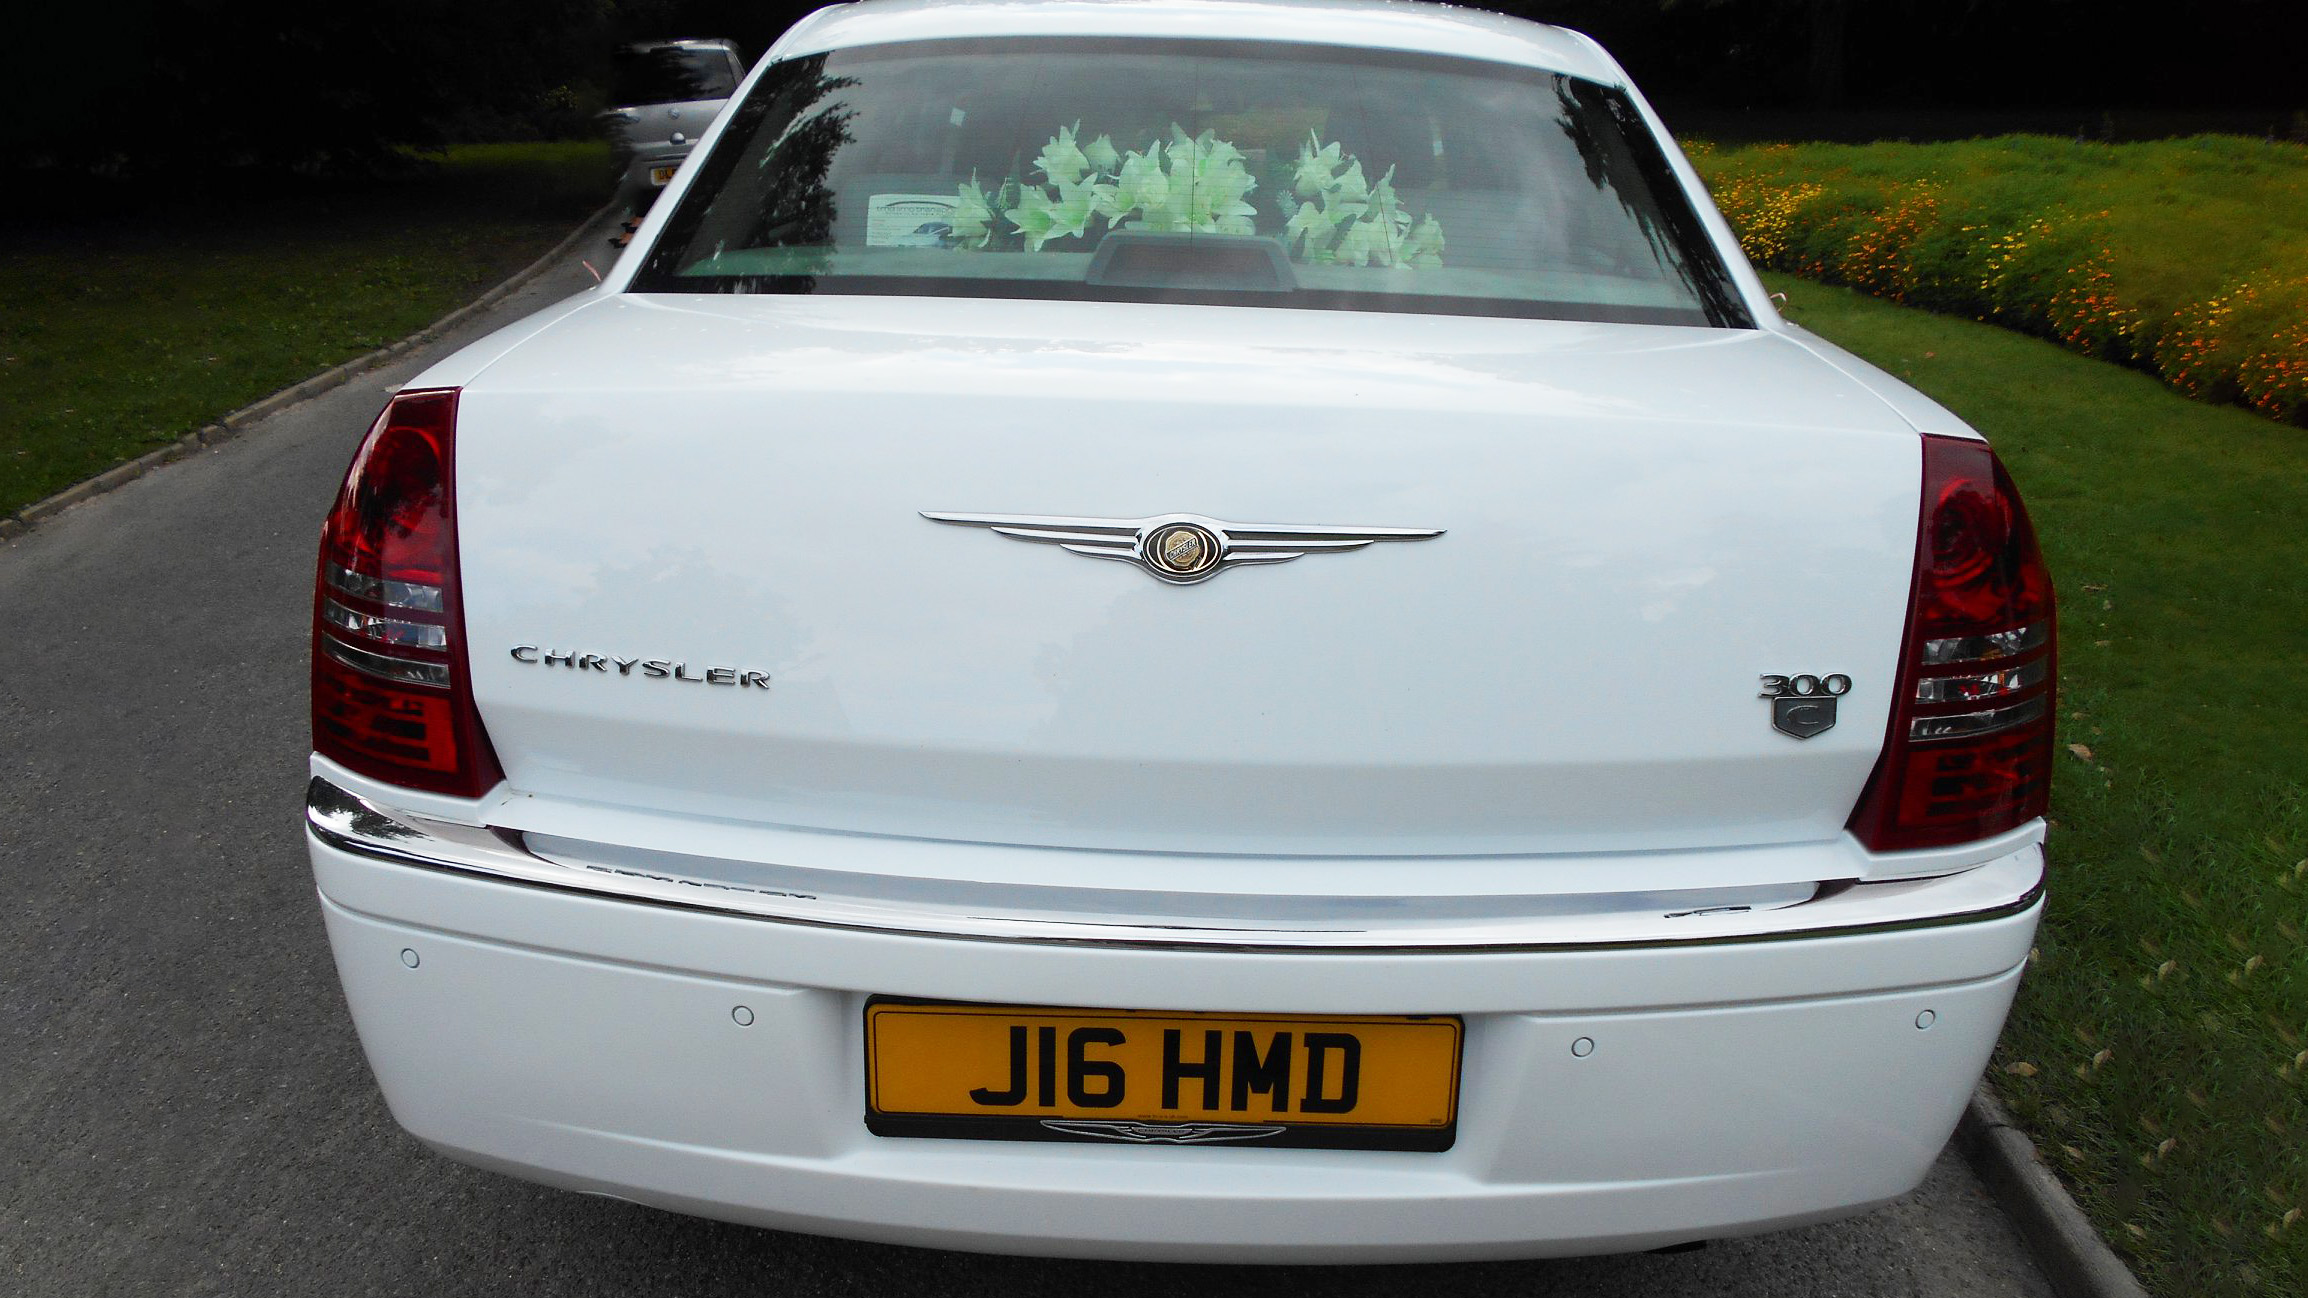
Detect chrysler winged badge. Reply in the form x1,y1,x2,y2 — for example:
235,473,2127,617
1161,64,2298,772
921,512,1444,585
1039,1120,1289,1145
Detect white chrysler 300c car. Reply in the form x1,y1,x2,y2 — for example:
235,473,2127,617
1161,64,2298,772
306,0,2057,1262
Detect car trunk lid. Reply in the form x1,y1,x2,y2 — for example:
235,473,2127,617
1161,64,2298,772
448,294,1921,859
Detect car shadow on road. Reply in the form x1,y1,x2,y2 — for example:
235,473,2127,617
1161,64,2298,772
471,1148,2048,1298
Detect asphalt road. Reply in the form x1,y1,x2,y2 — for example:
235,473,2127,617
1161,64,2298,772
0,214,2054,1298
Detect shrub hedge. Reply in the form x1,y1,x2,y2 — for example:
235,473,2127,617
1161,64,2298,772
1687,136,2308,426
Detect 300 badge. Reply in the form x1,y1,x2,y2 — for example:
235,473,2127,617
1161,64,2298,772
1759,672,1851,740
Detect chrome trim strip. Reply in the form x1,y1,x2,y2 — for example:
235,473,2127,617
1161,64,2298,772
325,563,445,614
1920,621,2048,666
1909,695,2048,742
322,597,448,650
307,778,2044,954
319,635,451,688
1914,659,2048,704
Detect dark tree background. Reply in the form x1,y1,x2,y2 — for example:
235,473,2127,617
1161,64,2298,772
1527,0,2301,117
4,0,2299,178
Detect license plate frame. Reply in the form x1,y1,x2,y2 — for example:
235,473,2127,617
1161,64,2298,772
863,999,1462,1152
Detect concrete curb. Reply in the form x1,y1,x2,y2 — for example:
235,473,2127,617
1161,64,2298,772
5,198,618,536
1958,1082,2154,1298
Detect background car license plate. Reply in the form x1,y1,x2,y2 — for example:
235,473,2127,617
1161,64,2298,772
865,1001,1462,1151
649,165,678,186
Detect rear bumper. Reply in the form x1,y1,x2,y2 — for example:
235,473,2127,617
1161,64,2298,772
613,148,694,203
309,785,2040,1261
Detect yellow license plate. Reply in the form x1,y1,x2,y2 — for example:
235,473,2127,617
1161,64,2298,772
865,1001,1462,1151
649,165,679,186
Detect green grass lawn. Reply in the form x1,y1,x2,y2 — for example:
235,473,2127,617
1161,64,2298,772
1772,270,2306,1298
0,142,610,518
1703,136,2308,310
1692,137,2308,424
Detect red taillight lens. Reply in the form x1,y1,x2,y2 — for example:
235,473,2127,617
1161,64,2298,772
1849,435,2056,853
310,389,504,798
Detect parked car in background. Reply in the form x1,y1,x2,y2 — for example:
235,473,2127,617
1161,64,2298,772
604,38,747,218
308,0,2056,1263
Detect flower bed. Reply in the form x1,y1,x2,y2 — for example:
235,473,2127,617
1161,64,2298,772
1688,136,2308,425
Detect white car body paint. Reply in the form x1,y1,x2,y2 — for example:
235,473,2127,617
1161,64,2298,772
451,294,1922,859
309,0,2045,1260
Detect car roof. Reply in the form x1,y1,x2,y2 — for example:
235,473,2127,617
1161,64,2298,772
622,38,739,53
767,0,1621,84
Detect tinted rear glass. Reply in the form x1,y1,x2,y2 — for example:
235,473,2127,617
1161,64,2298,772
613,46,738,107
631,37,1748,327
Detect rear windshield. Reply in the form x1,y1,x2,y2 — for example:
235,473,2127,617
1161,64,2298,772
630,37,1748,327
613,45,738,107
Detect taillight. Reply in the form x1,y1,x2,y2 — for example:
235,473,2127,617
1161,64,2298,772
310,388,504,797
1849,434,2056,853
